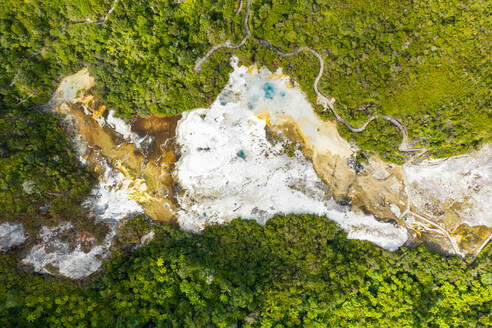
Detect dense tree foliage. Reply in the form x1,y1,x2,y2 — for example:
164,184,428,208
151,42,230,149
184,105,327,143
0,108,104,238
246,0,491,160
1,214,491,327
0,2,490,326
1,0,490,159
0,0,490,227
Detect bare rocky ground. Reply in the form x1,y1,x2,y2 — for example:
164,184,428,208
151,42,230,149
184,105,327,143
4,63,490,279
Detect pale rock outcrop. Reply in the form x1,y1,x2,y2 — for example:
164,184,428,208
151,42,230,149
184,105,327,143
24,61,489,280
22,222,112,279
0,222,26,252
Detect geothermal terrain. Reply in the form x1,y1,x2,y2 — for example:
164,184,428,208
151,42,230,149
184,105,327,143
2,59,490,279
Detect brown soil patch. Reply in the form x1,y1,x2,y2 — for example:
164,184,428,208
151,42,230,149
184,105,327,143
55,103,178,224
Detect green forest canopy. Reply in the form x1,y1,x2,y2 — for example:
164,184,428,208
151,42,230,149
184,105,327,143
1,0,490,159
2,0,490,228
1,214,491,327
0,1,491,327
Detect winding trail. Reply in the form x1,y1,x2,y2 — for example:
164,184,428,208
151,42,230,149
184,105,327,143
195,2,426,160
193,0,491,262
194,1,251,73
405,211,463,257
470,234,492,264
235,0,244,15
258,38,427,159
71,0,119,26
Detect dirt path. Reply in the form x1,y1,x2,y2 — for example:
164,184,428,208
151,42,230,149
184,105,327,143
194,0,251,73
195,1,427,160
193,0,490,262
71,0,119,26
